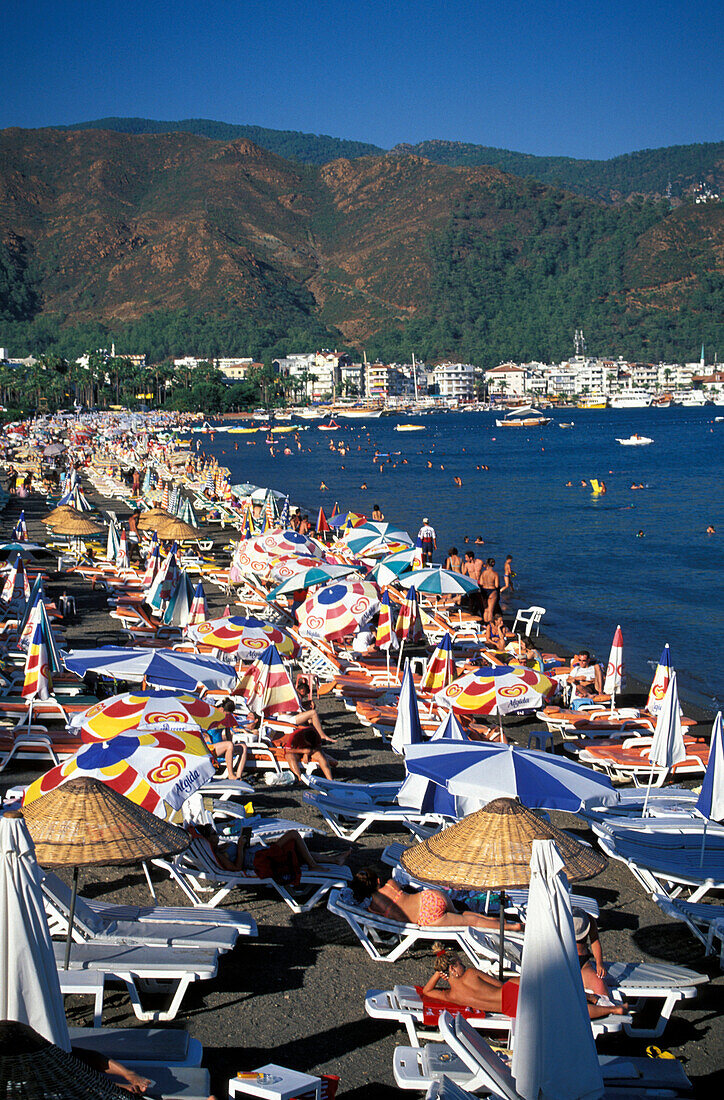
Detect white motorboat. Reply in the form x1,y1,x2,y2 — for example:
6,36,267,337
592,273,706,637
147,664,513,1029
609,390,653,408
495,406,551,428
616,434,653,446
394,423,426,432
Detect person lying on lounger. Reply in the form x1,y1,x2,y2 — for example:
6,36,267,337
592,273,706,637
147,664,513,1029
194,824,347,876
274,681,340,782
424,945,627,1019
351,868,522,932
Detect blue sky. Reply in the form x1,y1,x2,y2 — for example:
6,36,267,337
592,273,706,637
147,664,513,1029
3,0,722,159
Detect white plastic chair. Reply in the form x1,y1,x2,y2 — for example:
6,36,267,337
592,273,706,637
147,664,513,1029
512,605,545,637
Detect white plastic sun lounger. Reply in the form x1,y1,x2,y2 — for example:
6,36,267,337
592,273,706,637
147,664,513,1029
327,887,486,964
154,837,351,914
303,785,445,841
652,895,724,967
53,941,218,1022
114,1064,210,1100
410,1018,691,1099
596,831,724,903
365,984,517,1047
69,1026,202,1067
463,929,704,1038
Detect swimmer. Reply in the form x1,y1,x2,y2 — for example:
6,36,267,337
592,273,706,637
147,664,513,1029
360,482,368,490
566,481,573,486
636,530,645,538
427,461,433,468
706,525,716,534
320,482,328,490
580,480,587,487
454,476,462,486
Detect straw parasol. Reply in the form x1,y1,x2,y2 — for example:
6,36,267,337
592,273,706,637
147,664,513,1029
45,509,103,537
22,777,188,967
41,504,75,525
137,507,173,531
152,515,199,540
401,797,606,980
0,1020,129,1099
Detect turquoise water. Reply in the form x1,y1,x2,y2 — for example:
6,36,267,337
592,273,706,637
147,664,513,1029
199,406,724,713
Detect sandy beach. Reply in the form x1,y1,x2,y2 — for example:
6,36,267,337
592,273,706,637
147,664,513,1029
1,473,722,1099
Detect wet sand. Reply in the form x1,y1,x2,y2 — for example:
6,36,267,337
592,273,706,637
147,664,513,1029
1,483,722,1098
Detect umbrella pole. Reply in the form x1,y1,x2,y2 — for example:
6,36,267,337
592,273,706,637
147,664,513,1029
64,865,80,970
396,641,405,682
699,821,708,868
641,764,657,817
498,888,506,983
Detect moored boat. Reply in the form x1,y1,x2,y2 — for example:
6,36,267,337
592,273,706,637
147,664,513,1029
495,406,551,428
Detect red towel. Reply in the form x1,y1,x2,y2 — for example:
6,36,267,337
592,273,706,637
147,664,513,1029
414,987,483,1026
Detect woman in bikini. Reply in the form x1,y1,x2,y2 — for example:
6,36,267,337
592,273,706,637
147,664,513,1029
351,869,522,932
480,558,500,623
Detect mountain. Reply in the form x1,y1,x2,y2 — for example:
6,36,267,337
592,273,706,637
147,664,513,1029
51,117,723,203
0,127,721,367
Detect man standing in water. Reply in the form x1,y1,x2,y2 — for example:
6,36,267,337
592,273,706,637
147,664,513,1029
418,517,437,564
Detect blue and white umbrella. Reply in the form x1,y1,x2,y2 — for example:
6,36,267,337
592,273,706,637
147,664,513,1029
178,497,199,527
697,712,724,823
279,495,290,527
105,520,121,562
268,563,359,600
162,570,196,627
403,566,479,596
63,647,237,692
57,485,93,512
13,511,27,542
404,740,619,813
398,711,470,818
390,661,424,755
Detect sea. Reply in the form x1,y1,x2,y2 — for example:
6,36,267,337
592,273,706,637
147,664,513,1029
197,406,724,715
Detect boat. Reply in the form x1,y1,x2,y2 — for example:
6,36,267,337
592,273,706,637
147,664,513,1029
318,420,341,432
495,407,551,428
609,390,652,409
576,395,607,409
335,407,383,419
558,422,575,429
616,434,653,446
675,391,707,406
652,394,672,408
394,424,426,432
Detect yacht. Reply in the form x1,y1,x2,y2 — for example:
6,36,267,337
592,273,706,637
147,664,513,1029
609,390,652,408
675,391,707,406
495,407,551,428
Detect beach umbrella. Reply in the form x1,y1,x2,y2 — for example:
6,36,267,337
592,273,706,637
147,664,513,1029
43,441,66,457
316,506,331,534
168,484,180,516
63,646,237,692
188,614,299,659
41,504,75,526
13,510,27,542
21,620,52,702
328,510,367,530
57,485,93,512
419,632,457,693
147,549,180,608
397,712,470,820
643,671,687,814
161,481,170,510
235,644,300,718
278,495,290,527
297,580,379,641
0,1020,131,1098
0,814,71,1049
22,726,215,818
511,840,604,1100
141,542,160,587
137,506,173,531
68,689,226,742
162,569,195,627
229,537,279,581
349,521,412,542
21,777,188,968
345,528,414,556
256,529,323,559
391,661,424,754
270,555,332,581
435,665,554,737
404,740,619,813
115,528,129,570
403,566,480,597
603,624,624,706
17,575,45,638
141,466,153,494
695,712,724,865
187,581,208,626
401,797,606,979
178,497,198,527
1,553,31,611
46,509,103,538
153,515,199,541
647,643,673,716
376,590,395,650
268,562,358,599
370,547,420,586
396,585,425,643
105,519,120,562
19,599,62,674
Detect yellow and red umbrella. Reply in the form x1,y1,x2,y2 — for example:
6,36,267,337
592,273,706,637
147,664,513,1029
187,615,299,659
419,632,457,693
376,590,395,651
21,620,53,701
297,580,379,641
436,665,555,716
23,726,215,817
69,690,225,742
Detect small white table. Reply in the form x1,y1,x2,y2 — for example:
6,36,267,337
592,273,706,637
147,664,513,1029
229,1063,321,1100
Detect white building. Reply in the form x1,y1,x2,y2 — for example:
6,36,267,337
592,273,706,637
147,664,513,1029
432,362,476,402
484,363,527,396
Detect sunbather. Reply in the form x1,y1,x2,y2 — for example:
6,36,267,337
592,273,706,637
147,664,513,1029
573,907,614,1001
194,823,347,876
276,681,340,781
425,945,628,1020
201,702,247,780
351,868,522,932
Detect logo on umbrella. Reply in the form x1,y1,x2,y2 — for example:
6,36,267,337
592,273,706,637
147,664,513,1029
499,684,527,698
148,754,186,783
145,710,190,725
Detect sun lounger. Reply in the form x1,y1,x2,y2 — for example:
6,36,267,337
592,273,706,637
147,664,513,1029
303,784,445,841
115,1064,211,1099
404,1015,691,1098
365,984,517,1047
595,829,724,902
463,928,704,1038
652,895,724,966
69,1026,202,1067
153,836,351,914
327,886,486,964
42,873,249,951
52,941,218,1022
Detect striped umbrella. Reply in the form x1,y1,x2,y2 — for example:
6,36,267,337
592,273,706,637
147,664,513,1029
204,468,215,493
264,494,275,530
235,644,300,717
187,582,208,626
316,506,330,534
403,567,479,597
13,510,27,542
178,498,198,527
63,647,237,692
141,543,160,588
20,598,62,674
269,563,358,599
22,620,52,701
396,585,425,643
161,482,170,511
297,580,379,641
17,575,46,639
168,485,180,515
106,520,120,562
147,550,180,609
1,554,31,612
258,530,322,559
647,643,673,716
279,496,290,527
391,661,424,754
162,570,195,627
370,547,419,586
376,590,395,650
435,665,555,720
142,466,153,494
328,510,367,530
603,624,624,703
419,632,457,693
57,485,93,512
345,534,412,558
269,555,330,582
69,690,226,741
229,538,277,581
189,614,298,658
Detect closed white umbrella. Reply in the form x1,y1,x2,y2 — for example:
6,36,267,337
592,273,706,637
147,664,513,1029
643,671,686,814
0,812,71,1050
511,838,604,1100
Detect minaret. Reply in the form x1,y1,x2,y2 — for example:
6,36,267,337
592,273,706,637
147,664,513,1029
701,344,705,371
